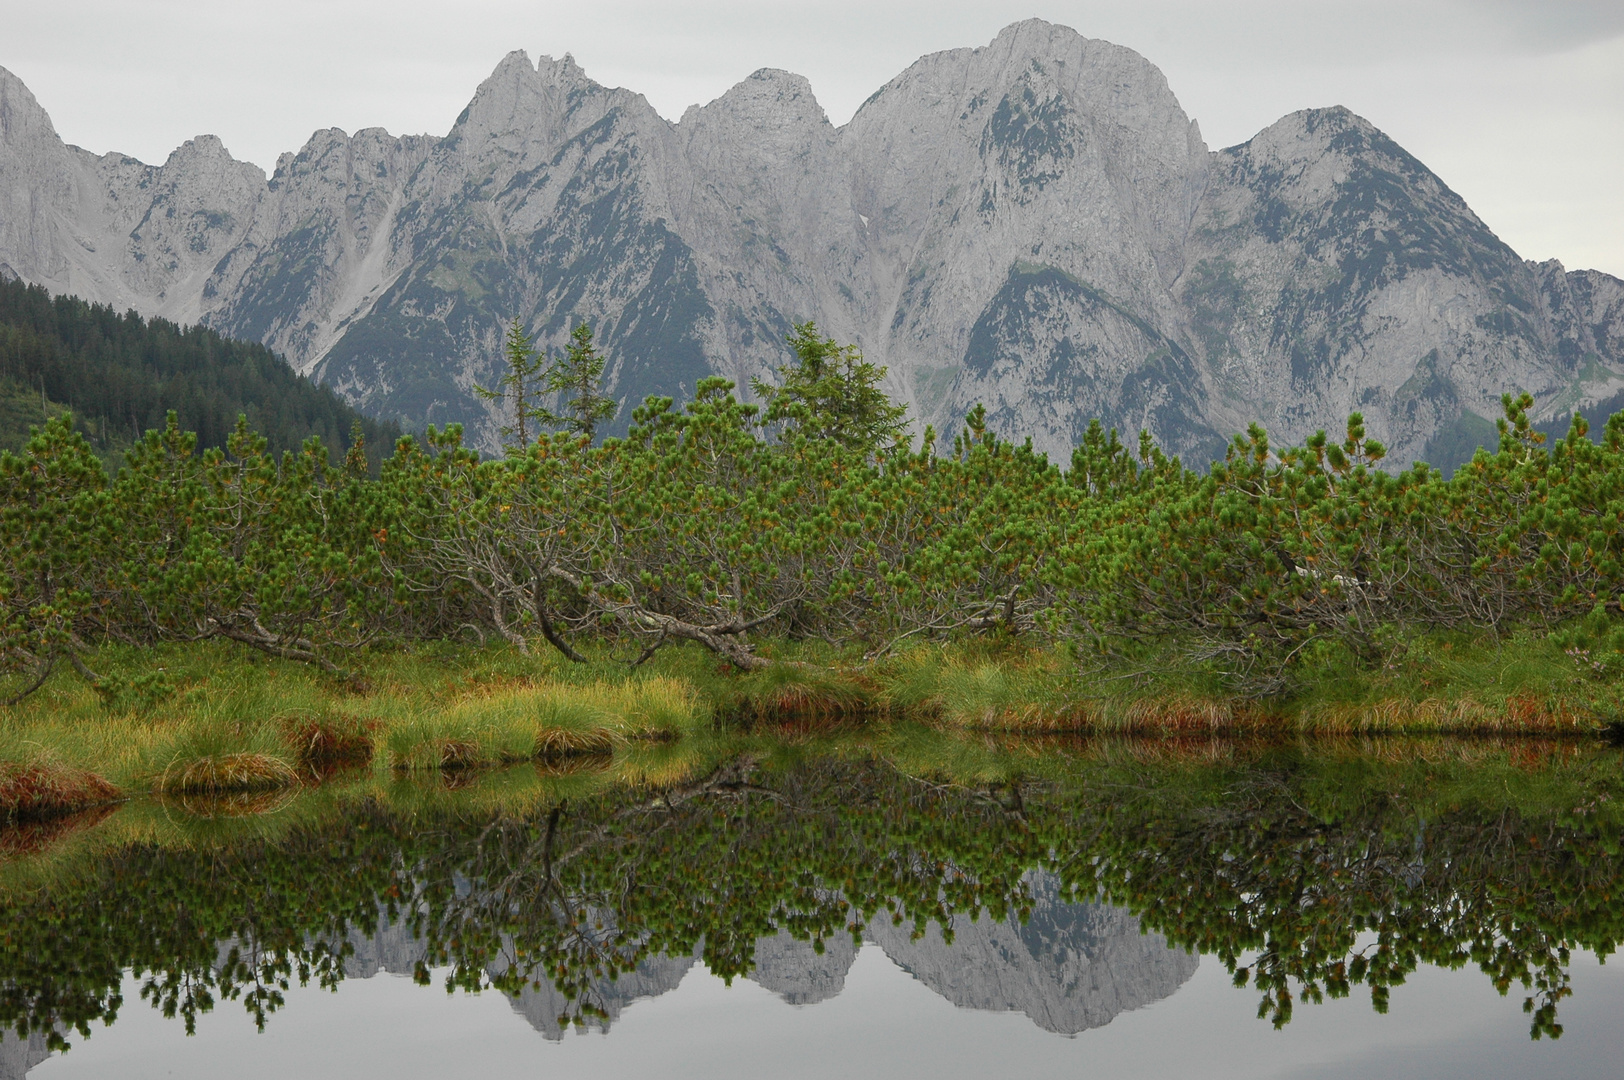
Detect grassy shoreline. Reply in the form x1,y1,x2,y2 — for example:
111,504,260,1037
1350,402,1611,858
3,632,1621,823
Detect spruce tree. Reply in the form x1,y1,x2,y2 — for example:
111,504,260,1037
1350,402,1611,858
539,323,618,440
475,319,546,452
753,322,910,453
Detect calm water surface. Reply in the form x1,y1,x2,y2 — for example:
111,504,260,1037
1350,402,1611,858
2,738,1621,1078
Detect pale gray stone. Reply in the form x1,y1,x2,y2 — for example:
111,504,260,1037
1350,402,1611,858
3,20,1620,462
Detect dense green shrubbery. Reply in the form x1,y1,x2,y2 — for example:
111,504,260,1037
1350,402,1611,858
5,313,1624,702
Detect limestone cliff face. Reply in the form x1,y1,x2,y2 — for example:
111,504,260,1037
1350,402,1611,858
1175,106,1624,463
4,20,1621,460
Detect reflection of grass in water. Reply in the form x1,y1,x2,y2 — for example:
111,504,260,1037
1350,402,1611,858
3,722,1623,905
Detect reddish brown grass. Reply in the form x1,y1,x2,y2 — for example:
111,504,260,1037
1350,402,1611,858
0,762,122,823
282,711,379,778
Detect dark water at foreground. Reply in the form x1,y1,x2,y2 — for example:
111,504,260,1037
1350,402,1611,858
3,738,1623,1079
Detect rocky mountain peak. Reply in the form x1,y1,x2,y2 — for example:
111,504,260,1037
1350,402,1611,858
160,133,264,183
2,26,1620,465
0,65,58,149
450,49,591,154
699,68,827,129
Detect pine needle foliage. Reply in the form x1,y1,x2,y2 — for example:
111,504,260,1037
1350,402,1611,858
754,322,910,454
7,305,1624,716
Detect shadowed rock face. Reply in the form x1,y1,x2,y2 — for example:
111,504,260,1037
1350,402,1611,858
7,20,1617,461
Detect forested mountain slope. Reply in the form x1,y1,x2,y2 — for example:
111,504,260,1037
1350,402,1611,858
0,275,398,463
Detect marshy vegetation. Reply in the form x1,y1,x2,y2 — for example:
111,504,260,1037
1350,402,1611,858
6,318,1624,817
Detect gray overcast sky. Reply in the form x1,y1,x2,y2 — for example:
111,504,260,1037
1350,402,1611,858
4,1,1621,276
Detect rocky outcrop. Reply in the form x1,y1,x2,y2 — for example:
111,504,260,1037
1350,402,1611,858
3,21,1620,462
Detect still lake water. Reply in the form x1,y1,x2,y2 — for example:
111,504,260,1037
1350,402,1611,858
3,737,1621,1078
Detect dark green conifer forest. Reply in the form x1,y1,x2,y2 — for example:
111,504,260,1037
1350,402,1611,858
0,276,398,465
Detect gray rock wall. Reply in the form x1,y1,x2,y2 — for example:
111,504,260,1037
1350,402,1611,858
4,20,1620,462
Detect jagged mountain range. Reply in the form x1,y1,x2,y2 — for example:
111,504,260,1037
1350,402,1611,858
3,19,1621,461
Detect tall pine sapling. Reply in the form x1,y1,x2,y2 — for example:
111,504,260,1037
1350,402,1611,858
540,324,618,440
475,319,547,452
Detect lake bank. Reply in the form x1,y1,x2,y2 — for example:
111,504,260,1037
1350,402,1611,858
3,633,1621,822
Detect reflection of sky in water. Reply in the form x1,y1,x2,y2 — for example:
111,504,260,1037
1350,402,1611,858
22,945,1624,1080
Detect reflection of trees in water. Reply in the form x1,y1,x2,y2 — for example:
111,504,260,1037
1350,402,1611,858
1078,763,1624,1038
1,748,1621,1052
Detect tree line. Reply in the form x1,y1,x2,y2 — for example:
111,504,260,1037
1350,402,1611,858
0,276,398,465
5,314,1624,701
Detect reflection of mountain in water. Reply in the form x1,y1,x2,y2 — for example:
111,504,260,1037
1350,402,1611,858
313,871,1195,1040
498,949,700,1041
752,929,862,1005
749,871,1197,1033
317,909,701,1041
340,914,430,979
867,871,1198,1034
0,1029,50,1080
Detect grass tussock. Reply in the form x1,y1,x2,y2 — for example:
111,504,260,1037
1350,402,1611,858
279,711,379,778
0,759,122,823
157,752,299,796
881,648,1094,731
1296,695,1596,734
535,726,619,762
1110,696,1279,733
382,677,704,771
721,664,872,726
